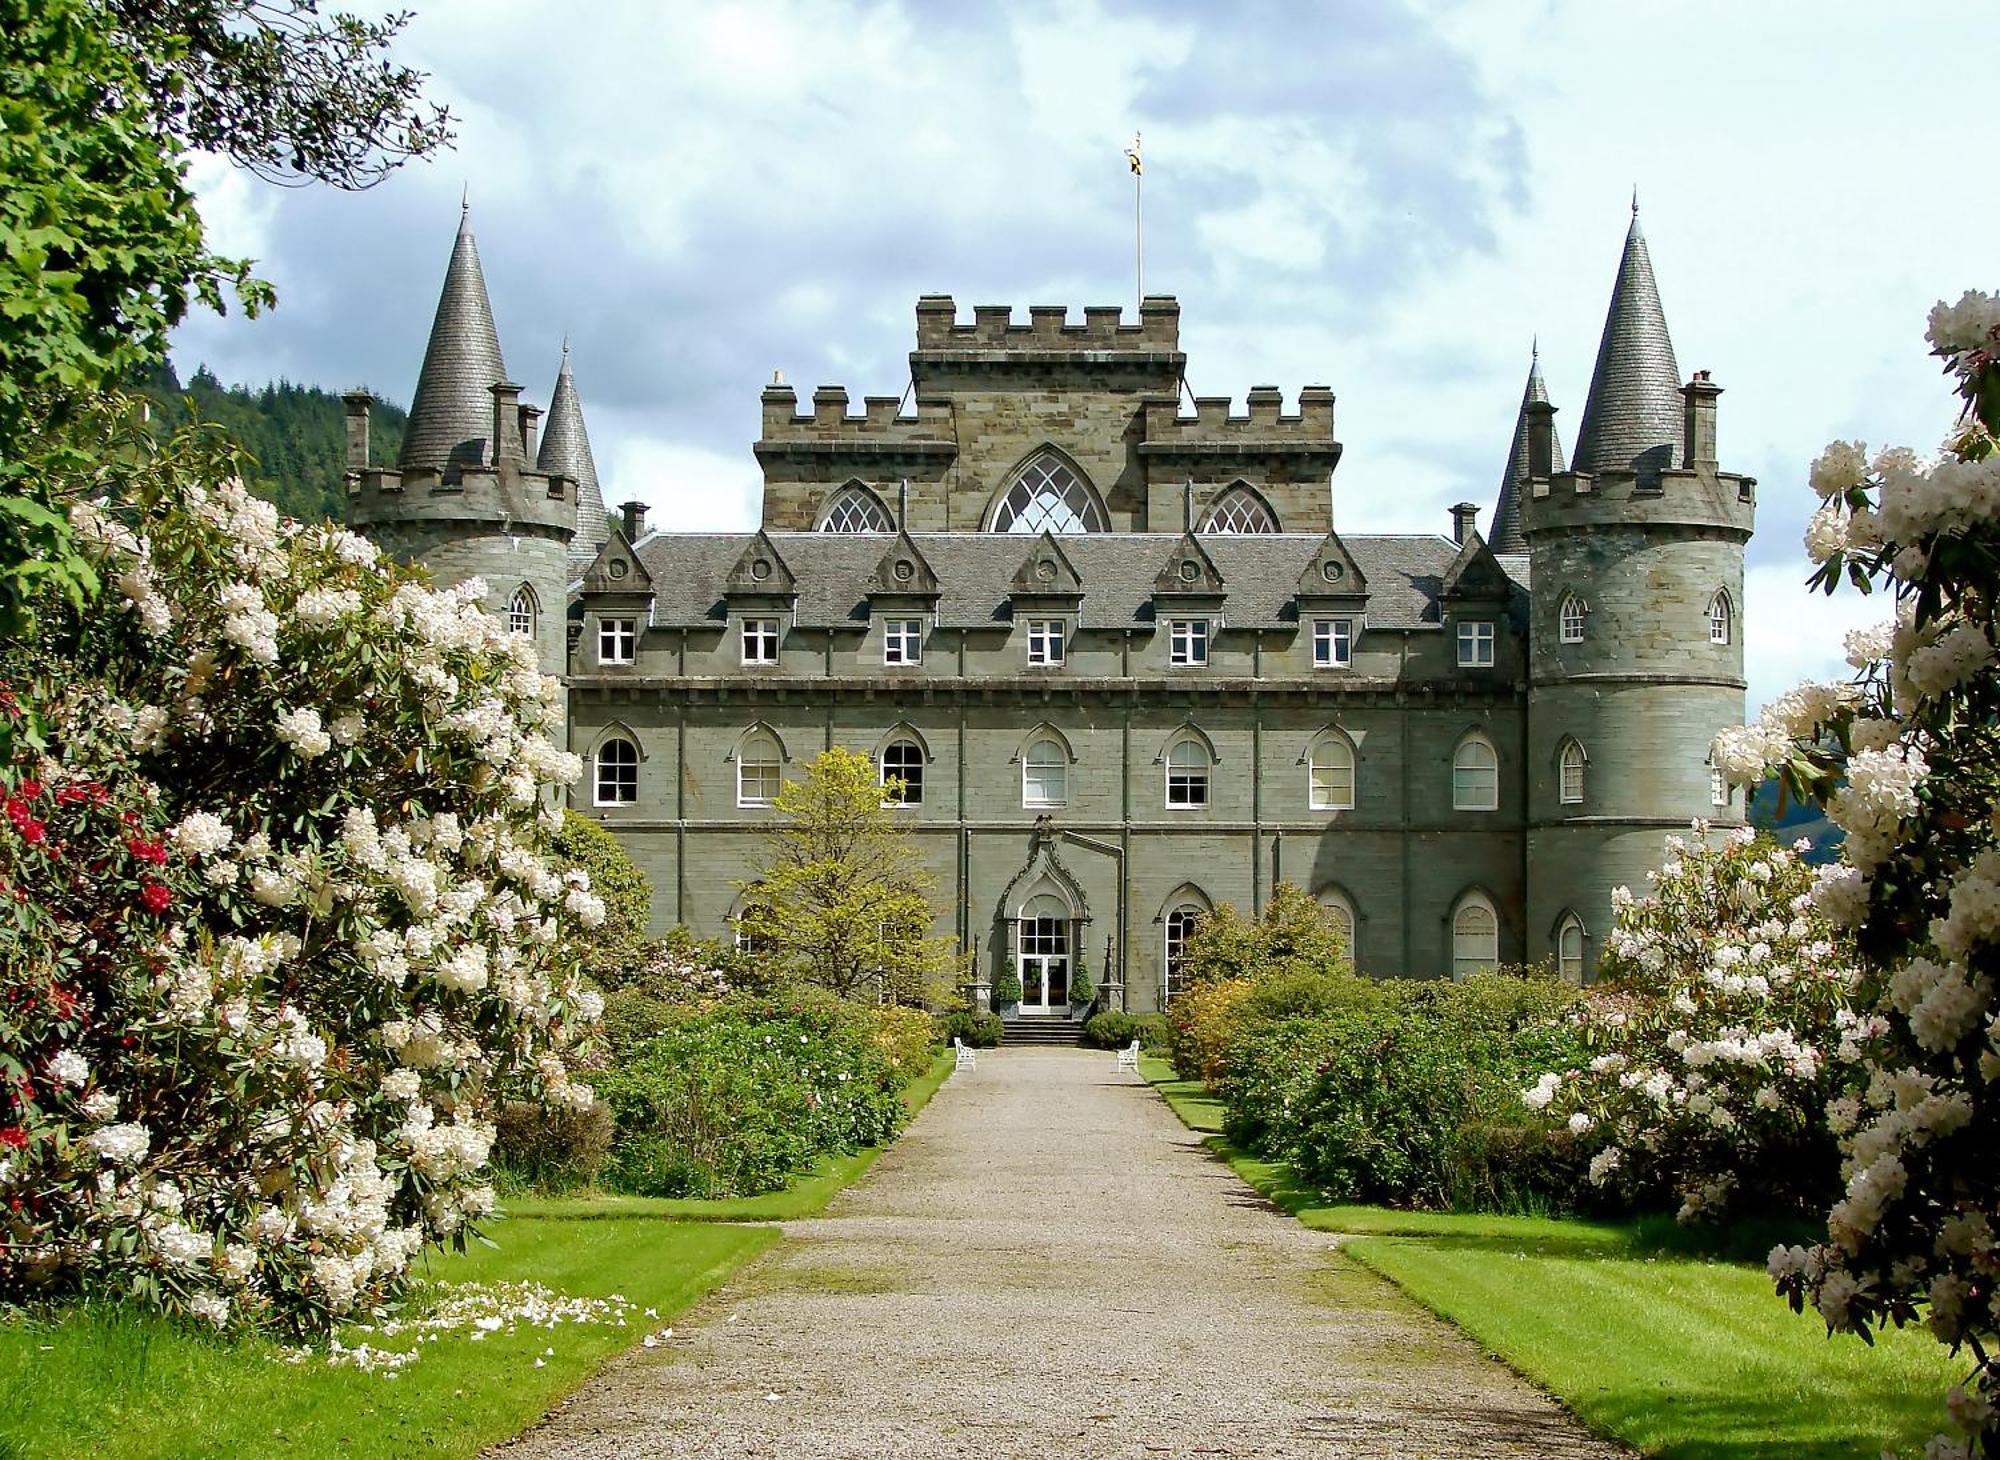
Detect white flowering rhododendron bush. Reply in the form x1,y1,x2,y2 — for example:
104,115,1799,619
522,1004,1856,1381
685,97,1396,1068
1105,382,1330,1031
1522,827,1860,1223
0,440,604,1339
1716,295,2000,1458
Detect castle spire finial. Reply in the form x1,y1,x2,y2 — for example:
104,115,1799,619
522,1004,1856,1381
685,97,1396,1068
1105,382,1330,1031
1531,333,1538,363
1631,184,1639,216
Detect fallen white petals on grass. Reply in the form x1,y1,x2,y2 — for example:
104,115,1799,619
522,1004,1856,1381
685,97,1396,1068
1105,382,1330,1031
280,1281,637,1376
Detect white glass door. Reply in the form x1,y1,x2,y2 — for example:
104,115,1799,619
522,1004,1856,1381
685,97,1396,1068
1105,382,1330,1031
1018,902,1070,1012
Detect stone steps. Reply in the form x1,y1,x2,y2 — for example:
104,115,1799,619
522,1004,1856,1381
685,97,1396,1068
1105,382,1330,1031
1004,1015,1085,1047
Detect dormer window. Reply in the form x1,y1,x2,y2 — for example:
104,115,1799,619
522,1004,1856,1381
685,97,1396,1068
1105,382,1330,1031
1170,619,1209,666
598,617,636,665
1456,620,1494,668
1312,619,1353,669
741,618,779,665
1027,619,1066,666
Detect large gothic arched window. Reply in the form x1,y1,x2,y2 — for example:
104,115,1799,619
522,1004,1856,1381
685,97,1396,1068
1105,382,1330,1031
989,452,1107,534
819,484,894,533
1201,484,1280,534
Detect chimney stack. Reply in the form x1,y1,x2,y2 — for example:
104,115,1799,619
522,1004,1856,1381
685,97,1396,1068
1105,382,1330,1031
518,402,542,464
1450,502,1480,545
342,391,372,470
1526,400,1557,480
1680,372,1721,469
620,500,649,541
488,381,524,465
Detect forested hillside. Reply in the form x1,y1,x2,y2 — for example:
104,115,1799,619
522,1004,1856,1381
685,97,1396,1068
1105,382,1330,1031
134,361,407,524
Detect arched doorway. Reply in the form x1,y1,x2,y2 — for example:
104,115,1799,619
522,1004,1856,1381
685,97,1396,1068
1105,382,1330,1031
1016,892,1072,1012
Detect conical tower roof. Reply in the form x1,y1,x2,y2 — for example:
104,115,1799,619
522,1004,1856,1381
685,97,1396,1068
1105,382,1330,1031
1489,347,1565,554
1572,207,1681,479
539,344,608,562
399,205,509,472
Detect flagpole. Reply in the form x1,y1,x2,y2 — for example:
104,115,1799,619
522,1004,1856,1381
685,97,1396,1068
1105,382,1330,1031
1133,130,1144,313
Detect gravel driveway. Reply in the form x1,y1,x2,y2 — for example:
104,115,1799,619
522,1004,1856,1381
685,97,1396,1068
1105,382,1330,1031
495,1047,1627,1459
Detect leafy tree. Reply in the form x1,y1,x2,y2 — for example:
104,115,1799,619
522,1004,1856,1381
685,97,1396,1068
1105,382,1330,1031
1178,882,1351,988
550,809,655,987
0,0,448,634
735,748,960,1005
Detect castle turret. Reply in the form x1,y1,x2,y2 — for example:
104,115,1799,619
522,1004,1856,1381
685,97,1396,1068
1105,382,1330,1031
1521,207,1755,980
345,206,577,733
538,343,610,565
1488,346,1564,555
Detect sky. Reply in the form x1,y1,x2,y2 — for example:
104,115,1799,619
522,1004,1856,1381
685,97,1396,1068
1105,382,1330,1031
173,0,2000,712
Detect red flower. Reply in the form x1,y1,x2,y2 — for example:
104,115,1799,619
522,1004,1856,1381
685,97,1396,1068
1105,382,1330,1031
0,1127,27,1150
126,837,167,866
138,882,170,915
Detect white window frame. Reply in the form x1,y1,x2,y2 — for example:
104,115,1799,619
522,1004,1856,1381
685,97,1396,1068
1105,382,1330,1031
1169,618,1209,666
1557,916,1585,984
507,585,536,639
1456,620,1495,668
1452,733,1499,812
880,739,924,807
1165,740,1210,809
741,617,779,665
598,616,636,665
736,737,782,809
1163,904,1203,1006
1709,592,1733,645
1452,895,1499,979
1558,594,1585,644
1558,740,1586,806
1308,736,1355,811
592,737,638,807
1712,766,1730,809
883,618,923,666
1026,618,1067,666
1022,739,1068,809
1312,618,1353,669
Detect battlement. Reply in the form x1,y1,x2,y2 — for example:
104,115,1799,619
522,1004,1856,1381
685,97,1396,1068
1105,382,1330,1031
1523,465,1756,538
755,384,958,457
1137,386,1340,460
912,295,1181,354
345,463,577,539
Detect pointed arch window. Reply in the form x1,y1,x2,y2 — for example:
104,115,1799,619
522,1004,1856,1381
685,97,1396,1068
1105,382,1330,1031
1557,913,1586,984
1558,739,1587,805
1163,904,1204,1006
507,584,537,639
1452,732,1499,812
1022,737,1069,809
819,484,894,533
1307,732,1356,811
1166,739,1211,809
1452,893,1499,979
1709,590,1733,645
737,729,783,809
1558,592,1585,644
880,738,925,806
593,735,639,807
1201,485,1280,534
1317,887,1358,961
990,452,1107,534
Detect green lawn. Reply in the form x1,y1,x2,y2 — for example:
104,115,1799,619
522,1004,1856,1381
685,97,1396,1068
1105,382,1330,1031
1141,1054,1960,1459
0,1050,961,1460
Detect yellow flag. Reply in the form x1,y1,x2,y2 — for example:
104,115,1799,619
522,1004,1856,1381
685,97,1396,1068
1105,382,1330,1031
1125,131,1142,176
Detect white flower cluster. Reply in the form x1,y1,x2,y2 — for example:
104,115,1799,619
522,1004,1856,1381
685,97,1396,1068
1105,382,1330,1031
1926,289,2000,358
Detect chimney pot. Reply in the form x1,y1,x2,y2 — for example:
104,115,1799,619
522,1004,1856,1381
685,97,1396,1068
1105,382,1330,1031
1526,400,1557,480
518,403,542,464
1681,374,1722,468
620,500,648,540
1450,502,1480,545
341,391,372,470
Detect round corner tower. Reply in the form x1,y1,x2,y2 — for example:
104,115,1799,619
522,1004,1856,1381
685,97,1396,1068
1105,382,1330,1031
1516,211,1756,980
341,206,602,742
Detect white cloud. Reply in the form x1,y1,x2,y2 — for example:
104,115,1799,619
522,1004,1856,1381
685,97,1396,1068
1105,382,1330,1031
1743,561,1888,714
606,434,763,534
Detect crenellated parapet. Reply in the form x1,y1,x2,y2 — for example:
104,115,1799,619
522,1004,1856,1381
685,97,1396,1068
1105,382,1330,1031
1138,385,1341,464
753,383,958,464
912,294,1181,355
1520,385,1754,541
346,462,577,539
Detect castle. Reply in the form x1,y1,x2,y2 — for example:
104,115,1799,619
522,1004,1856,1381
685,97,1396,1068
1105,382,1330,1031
344,202,1755,1013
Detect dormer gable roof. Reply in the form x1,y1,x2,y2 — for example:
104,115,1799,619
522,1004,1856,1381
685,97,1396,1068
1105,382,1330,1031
723,531,798,597
1009,531,1083,598
1152,531,1225,597
866,529,940,599
1440,530,1511,602
1295,528,1368,600
580,526,653,597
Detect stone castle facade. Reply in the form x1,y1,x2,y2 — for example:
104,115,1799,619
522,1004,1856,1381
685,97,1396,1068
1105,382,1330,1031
345,202,1756,1013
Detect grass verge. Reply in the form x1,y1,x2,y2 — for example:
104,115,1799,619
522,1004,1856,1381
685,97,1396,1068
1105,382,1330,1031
1140,1053,1958,1459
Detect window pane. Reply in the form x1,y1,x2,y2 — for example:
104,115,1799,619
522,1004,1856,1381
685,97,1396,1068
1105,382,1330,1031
1201,487,1278,534
991,453,1106,534
821,486,893,532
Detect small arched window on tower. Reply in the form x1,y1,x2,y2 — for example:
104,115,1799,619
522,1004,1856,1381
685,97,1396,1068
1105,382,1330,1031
990,451,1108,534
1452,732,1499,812
1709,590,1733,645
593,735,639,807
819,483,894,533
1200,484,1280,534
1558,739,1587,806
1557,914,1586,984
1452,893,1499,979
507,584,537,640
1558,592,1586,645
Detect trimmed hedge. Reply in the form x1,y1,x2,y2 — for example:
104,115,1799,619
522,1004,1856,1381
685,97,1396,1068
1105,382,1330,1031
1082,1011,1171,1051
938,1009,1004,1048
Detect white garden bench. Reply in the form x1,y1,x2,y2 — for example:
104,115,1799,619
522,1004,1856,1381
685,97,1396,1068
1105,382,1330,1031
953,1037,976,1072
1116,1038,1141,1073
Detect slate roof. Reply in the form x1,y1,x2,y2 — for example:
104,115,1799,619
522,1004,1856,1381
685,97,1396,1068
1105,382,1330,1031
538,346,608,564
1489,351,1565,555
400,207,509,472
627,532,1529,632
1572,210,1682,479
